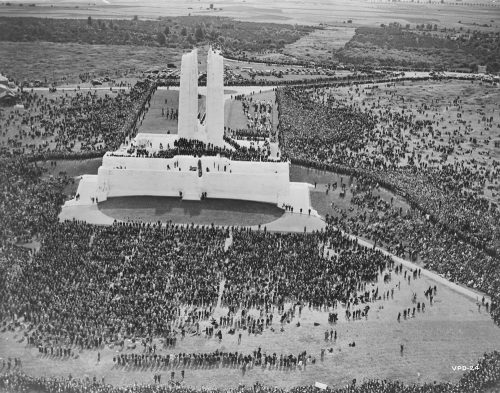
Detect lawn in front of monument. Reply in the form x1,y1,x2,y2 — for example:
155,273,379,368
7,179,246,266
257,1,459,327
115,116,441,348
137,89,181,135
1,254,499,389
138,86,277,137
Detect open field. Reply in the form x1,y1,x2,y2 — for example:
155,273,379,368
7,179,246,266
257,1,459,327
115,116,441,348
1,251,499,388
0,41,180,85
283,27,356,63
1,0,498,27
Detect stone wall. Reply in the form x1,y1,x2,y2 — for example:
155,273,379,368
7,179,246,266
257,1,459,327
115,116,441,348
97,155,290,205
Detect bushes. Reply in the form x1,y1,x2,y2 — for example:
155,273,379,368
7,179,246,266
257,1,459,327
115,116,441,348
0,16,314,54
336,26,500,72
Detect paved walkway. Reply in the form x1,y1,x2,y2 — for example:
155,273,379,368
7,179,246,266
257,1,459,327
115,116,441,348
255,212,326,233
352,235,489,303
212,279,227,319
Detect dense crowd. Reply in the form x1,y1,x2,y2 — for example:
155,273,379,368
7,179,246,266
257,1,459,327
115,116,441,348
277,86,376,163
0,80,155,158
276,81,500,326
0,157,68,244
1,220,397,349
1,351,499,392
222,227,392,311
113,348,315,371
125,137,282,162
278,82,500,254
1,75,499,392
2,221,227,347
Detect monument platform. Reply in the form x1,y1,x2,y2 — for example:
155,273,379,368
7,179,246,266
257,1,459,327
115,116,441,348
63,47,317,226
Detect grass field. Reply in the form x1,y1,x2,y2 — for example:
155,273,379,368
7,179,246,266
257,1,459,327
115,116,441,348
138,89,181,135
1,0,498,27
283,26,356,63
0,41,181,85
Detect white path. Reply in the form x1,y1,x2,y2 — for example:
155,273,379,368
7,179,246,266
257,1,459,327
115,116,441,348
326,228,490,304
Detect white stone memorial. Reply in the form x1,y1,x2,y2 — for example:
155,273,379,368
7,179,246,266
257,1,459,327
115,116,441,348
178,49,199,141
206,48,224,147
64,47,317,218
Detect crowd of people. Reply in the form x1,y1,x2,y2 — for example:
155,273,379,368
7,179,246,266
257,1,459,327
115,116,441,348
124,137,281,163
276,80,500,326
113,348,315,372
235,96,275,141
221,227,392,311
0,80,155,158
2,221,227,348
1,74,499,392
0,219,401,350
1,350,499,393
0,157,68,244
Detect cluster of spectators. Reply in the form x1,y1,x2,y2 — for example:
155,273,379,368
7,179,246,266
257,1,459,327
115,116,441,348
239,97,275,139
0,157,67,244
276,81,500,326
277,86,376,166
113,348,314,371
0,80,155,158
1,351,499,392
221,227,393,311
125,137,280,162
1,220,399,350
2,221,227,349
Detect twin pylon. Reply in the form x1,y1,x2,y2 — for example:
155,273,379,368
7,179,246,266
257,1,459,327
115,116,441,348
177,47,224,147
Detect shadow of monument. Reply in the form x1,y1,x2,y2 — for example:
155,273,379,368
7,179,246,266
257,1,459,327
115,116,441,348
98,196,284,226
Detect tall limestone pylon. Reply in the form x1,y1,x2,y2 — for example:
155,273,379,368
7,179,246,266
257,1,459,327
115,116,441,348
178,49,199,140
206,47,224,147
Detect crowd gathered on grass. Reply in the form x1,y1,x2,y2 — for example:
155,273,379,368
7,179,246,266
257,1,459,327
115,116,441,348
0,80,155,157
1,73,500,392
1,350,499,392
0,157,68,244
277,81,500,325
1,220,396,351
